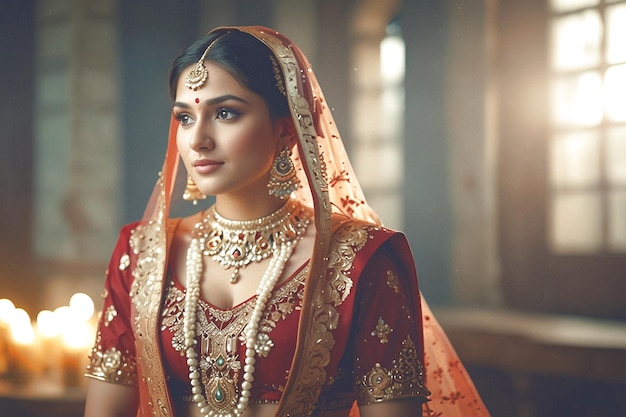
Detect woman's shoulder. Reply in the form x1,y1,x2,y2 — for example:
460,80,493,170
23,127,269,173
330,214,405,242
326,215,410,263
113,216,189,252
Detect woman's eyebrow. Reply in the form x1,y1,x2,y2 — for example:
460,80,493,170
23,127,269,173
173,94,250,109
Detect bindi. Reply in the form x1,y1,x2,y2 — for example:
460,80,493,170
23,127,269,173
195,97,200,104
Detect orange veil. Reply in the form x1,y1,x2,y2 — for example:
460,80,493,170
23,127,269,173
142,26,490,417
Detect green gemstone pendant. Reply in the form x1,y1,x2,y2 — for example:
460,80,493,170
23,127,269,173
214,384,224,402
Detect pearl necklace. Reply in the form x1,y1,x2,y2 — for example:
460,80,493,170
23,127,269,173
183,202,307,417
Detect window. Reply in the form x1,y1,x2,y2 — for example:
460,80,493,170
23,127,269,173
351,20,405,229
548,0,626,253
497,0,626,317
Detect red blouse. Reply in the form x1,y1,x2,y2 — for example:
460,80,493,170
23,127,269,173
85,221,430,413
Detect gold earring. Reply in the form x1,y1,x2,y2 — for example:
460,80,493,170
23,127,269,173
268,146,300,199
183,175,206,205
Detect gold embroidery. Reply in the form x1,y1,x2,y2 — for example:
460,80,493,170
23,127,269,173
119,253,130,270
259,28,332,417
128,179,172,416
261,34,328,197
371,317,393,344
269,54,286,96
161,266,308,355
104,305,117,327
326,223,369,305
358,336,430,404
278,220,371,417
101,288,108,299
387,270,414,323
86,339,137,386
386,270,400,293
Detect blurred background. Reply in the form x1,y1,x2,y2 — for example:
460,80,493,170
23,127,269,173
1,0,625,416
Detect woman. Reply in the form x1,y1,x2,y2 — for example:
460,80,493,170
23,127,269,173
84,26,489,417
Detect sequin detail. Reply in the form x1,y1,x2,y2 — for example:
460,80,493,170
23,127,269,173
386,270,400,294
371,317,393,344
119,253,130,270
104,305,117,327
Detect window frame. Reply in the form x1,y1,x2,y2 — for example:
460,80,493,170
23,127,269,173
496,0,626,319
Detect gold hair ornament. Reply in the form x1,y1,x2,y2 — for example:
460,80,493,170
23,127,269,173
185,33,229,90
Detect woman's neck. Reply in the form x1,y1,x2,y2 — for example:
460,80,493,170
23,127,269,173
214,193,287,221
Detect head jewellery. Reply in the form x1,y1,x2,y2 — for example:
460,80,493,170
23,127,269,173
185,32,229,90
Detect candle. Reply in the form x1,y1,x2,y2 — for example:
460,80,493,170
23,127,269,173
58,293,96,387
69,292,95,321
0,298,15,376
7,308,38,384
36,309,62,383
0,294,98,387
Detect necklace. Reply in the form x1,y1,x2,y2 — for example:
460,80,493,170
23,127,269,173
183,200,310,417
195,200,311,283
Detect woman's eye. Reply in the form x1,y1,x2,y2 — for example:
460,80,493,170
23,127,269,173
174,113,193,126
216,108,240,121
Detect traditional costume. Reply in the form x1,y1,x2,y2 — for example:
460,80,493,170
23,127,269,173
85,26,490,417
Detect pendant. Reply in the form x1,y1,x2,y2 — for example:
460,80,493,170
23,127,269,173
200,336,241,414
204,361,238,411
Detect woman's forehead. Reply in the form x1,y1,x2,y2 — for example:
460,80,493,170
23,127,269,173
175,62,251,101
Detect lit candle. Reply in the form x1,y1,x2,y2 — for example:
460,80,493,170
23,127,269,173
59,293,96,387
69,292,95,321
0,298,15,376
8,308,37,384
36,309,62,383
0,299,15,322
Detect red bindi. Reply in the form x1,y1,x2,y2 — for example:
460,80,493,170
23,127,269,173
195,97,200,104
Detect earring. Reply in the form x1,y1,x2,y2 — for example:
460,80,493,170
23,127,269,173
183,175,206,205
268,146,300,199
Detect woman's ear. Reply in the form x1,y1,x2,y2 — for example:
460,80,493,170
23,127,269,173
275,117,297,147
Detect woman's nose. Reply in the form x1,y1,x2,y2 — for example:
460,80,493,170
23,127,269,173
189,121,215,151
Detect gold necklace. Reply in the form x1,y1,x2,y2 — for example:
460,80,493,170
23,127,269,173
184,200,310,416
192,199,311,283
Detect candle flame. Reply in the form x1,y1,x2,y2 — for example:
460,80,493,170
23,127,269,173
10,308,35,345
0,298,16,324
69,292,95,321
37,309,60,338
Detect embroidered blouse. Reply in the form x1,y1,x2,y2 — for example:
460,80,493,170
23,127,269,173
85,220,430,413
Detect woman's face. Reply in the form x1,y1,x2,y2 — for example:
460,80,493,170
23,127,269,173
174,62,286,201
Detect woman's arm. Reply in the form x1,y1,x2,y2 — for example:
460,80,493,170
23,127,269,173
358,398,424,417
84,379,139,417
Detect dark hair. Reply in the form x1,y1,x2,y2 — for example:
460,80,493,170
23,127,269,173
169,30,289,119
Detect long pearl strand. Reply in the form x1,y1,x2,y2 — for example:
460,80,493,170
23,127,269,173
183,234,295,417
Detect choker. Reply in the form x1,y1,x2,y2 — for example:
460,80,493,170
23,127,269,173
192,199,311,283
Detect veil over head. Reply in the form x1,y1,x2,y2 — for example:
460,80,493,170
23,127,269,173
143,26,380,233
142,26,489,417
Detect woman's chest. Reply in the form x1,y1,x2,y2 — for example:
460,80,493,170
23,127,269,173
159,266,309,401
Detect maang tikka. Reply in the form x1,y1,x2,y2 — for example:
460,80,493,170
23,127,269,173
268,146,300,199
184,32,229,91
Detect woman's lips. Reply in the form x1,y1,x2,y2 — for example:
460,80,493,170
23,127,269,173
193,159,223,175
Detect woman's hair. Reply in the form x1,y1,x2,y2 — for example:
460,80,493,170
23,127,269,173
169,31,289,119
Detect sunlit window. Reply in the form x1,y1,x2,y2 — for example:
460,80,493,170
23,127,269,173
549,0,626,253
351,21,405,229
